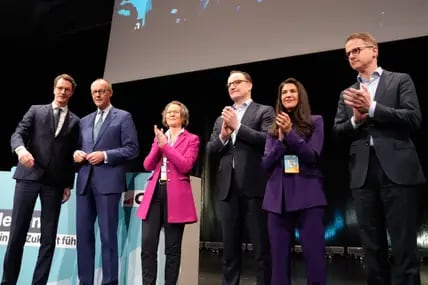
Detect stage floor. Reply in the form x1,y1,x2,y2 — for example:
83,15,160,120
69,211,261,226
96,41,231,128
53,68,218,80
198,249,428,285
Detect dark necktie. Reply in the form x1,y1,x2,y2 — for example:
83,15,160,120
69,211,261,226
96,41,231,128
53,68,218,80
54,108,62,132
93,111,104,139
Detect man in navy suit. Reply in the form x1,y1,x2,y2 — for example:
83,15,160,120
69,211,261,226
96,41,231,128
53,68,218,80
207,70,275,285
334,32,425,285
73,78,139,285
2,73,80,285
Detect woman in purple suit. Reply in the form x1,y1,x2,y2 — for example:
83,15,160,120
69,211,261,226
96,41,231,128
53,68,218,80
262,77,327,285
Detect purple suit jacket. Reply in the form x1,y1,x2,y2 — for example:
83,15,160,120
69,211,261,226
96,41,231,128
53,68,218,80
136,129,200,223
262,115,327,213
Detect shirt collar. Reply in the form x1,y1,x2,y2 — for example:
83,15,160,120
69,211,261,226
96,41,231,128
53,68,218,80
165,128,184,139
233,99,252,110
98,104,112,115
357,66,383,83
51,102,67,113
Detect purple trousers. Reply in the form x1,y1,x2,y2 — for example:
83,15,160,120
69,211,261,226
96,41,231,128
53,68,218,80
268,207,326,285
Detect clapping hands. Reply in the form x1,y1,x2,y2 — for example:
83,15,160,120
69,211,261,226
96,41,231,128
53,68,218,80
276,112,292,137
154,125,167,147
343,85,371,123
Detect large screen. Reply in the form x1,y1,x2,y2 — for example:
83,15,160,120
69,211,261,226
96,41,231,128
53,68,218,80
104,0,428,83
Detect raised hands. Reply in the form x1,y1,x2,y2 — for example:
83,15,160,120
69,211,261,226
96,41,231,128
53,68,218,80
220,120,233,141
222,106,239,130
276,112,292,135
220,106,238,141
343,84,371,123
154,125,167,147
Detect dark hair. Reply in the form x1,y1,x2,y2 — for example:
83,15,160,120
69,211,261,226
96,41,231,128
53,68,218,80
229,70,252,83
268,77,313,138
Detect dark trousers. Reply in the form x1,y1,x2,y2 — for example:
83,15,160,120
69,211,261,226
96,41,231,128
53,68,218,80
352,149,420,285
141,183,185,285
217,180,271,285
1,180,62,285
268,207,326,285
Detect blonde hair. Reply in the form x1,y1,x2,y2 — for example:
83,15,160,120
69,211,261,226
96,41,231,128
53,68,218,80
161,100,190,127
345,32,378,48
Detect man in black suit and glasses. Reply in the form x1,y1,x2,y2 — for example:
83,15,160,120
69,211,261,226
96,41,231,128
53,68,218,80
207,70,274,285
334,32,425,285
1,74,80,285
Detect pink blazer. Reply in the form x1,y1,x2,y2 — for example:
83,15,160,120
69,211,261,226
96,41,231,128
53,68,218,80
136,129,200,223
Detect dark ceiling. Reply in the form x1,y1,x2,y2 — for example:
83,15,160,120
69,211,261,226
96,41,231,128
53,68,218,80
3,1,114,40
0,0,116,170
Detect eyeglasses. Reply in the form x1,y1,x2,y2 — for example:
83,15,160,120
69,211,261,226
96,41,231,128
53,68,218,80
345,46,374,58
56,86,72,93
166,110,181,115
91,89,108,95
226,79,249,89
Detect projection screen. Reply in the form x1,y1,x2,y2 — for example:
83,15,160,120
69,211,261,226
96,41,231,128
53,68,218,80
104,0,428,84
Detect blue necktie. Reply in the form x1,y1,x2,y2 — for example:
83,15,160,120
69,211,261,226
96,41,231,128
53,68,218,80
93,111,104,139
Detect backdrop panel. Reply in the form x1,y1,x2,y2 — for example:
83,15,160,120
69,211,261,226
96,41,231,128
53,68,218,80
0,169,201,285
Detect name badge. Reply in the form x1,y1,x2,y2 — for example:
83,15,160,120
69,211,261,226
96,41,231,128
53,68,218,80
283,155,299,174
160,157,167,181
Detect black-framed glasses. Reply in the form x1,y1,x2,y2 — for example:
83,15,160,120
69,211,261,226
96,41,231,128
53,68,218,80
226,79,249,89
345,46,374,58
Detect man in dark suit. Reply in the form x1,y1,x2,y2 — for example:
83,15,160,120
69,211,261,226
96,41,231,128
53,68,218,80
206,70,275,285
73,78,139,285
334,32,426,285
2,73,80,285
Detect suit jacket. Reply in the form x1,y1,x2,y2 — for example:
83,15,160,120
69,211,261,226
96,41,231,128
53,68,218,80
75,107,139,194
262,115,327,213
136,129,200,223
11,104,80,188
333,70,426,188
206,101,275,200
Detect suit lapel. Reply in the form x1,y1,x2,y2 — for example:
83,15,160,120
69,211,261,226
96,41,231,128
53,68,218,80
373,70,392,102
173,130,186,149
45,104,56,133
89,112,98,143
240,102,257,125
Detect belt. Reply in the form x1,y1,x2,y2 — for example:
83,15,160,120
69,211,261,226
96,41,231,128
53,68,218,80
158,179,167,185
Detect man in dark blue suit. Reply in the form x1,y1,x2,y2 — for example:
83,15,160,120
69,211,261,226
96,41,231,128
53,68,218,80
334,32,425,285
2,73,80,285
73,78,139,285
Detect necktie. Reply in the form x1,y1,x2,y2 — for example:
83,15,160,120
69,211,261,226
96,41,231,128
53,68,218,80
54,108,61,132
93,111,104,139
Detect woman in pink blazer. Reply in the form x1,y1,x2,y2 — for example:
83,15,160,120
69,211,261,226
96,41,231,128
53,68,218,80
136,100,200,285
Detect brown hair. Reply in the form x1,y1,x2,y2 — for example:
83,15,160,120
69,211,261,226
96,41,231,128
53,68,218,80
54,74,77,91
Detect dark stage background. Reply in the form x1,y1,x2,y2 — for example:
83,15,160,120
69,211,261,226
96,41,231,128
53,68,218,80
1,1,427,249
